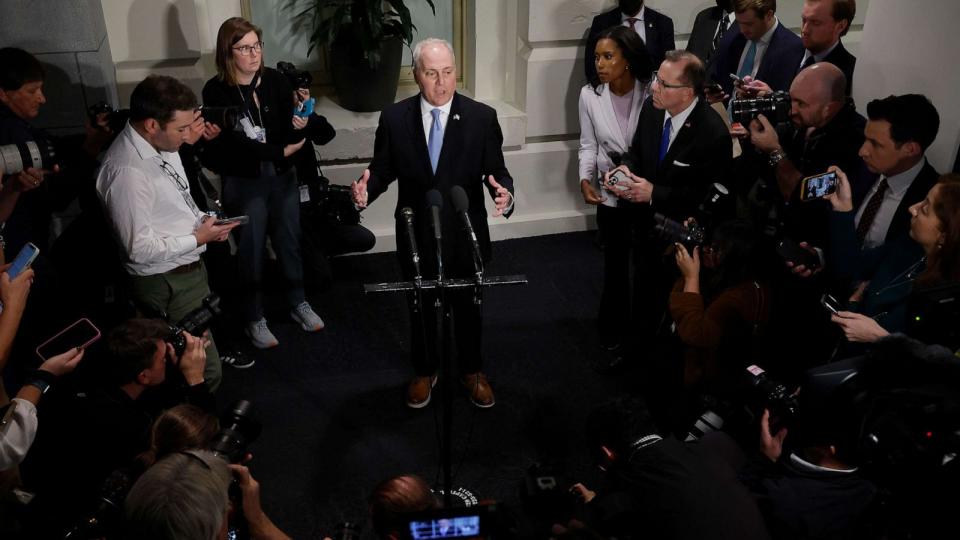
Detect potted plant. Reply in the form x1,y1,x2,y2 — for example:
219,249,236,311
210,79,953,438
295,0,436,112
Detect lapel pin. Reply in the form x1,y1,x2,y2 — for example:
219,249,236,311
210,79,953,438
453,114,460,121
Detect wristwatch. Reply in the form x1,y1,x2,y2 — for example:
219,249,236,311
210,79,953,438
26,369,56,395
768,148,786,167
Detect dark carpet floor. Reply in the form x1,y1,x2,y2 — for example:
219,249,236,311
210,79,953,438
214,231,637,538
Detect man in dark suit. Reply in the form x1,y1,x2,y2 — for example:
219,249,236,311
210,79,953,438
710,0,804,98
686,0,734,67
352,38,514,409
585,0,675,87
798,0,857,95
604,50,732,347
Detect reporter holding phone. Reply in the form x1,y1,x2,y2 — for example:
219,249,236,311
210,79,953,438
202,17,323,349
577,26,652,366
825,168,960,347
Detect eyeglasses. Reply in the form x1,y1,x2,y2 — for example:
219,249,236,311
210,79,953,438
651,71,691,90
233,42,263,56
159,158,202,217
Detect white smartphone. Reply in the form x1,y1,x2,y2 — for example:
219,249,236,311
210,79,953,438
605,169,632,191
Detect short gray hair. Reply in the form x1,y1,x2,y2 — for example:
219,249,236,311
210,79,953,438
411,38,455,72
124,450,231,540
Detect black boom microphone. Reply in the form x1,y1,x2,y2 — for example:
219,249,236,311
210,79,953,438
450,185,483,277
400,207,421,279
426,189,444,241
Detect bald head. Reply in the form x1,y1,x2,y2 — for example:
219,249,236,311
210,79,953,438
788,62,847,128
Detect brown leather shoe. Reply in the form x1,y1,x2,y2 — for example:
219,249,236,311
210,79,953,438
461,373,495,408
406,375,437,409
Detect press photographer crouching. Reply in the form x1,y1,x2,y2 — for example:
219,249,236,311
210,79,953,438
124,448,289,540
19,318,215,537
569,395,770,540
669,219,771,427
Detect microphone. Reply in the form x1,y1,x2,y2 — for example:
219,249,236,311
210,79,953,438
450,185,483,276
426,189,443,242
399,207,421,279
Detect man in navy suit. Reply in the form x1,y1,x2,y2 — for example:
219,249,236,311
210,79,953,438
585,0,675,87
709,0,804,98
797,0,857,95
604,51,732,351
352,39,514,410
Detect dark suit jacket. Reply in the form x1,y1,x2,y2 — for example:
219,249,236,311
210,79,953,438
799,40,857,95
686,7,725,67
711,23,804,95
585,7,675,87
367,93,513,272
851,159,939,245
622,97,733,223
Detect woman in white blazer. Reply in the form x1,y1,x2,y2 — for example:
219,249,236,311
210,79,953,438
578,25,653,366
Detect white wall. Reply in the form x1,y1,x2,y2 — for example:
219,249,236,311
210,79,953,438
854,0,960,173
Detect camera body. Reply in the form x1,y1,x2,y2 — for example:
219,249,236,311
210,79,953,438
277,61,313,90
731,91,791,126
165,294,222,357
654,213,706,249
200,105,244,130
744,365,799,434
210,399,261,463
87,102,130,135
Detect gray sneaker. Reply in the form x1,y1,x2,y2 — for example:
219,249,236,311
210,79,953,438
291,302,325,332
246,318,279,349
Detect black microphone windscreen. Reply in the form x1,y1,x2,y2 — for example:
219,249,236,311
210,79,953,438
426,189,444,209
450,185,469,213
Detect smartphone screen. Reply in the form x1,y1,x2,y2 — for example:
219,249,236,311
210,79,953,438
215,215,250,226
7,242,40,279
801,172,839,201
36,318,101,361
821,294,840,315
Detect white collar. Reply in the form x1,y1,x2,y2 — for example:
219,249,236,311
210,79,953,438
665,97,699,128
621,6,645,22
126,121,170,164
757,17,779,45
884,157,927,197
789,452,857,474
805,39,840,63
420,95,454,118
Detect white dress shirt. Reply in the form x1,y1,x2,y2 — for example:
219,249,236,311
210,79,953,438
96,123,205,276
663,97,699,153
737,18,780,79
854,158,927,249
420,95,453,144
0,398,37,470
620,7,647,47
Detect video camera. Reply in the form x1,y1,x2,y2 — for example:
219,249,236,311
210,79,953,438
277,60,313,90
163,294,222,357
401,504,501,540
0,138,58,176
731,90,791,126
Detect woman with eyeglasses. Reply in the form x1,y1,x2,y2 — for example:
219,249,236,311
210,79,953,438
670,220,771,397
202,17,324,350
577,25,653,368
825,169,960,348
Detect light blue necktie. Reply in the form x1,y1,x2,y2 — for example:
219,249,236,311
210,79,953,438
428,108,443,173
738,40,758,79
658,117,672,165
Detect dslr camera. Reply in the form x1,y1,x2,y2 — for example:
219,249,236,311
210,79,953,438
731,90,791,126
0,138,58,176
210,399,261,463
164,294,222,357
654,214,706,248
277,60,313,90
87,101,130,135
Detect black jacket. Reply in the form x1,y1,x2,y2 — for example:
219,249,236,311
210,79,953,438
201,68,302,178
800,40,857,96
711,23,805,96
686,6,726,67
621,97,733,225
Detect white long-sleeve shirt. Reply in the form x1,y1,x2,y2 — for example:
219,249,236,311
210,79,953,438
96,123,204,276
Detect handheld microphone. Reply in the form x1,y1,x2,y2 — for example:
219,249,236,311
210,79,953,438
450,185,483,276
426,189,443,242
399,207,421,279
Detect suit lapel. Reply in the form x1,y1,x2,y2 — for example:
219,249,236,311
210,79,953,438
661,102,699,170
405,95,434,182
598,85,626,149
